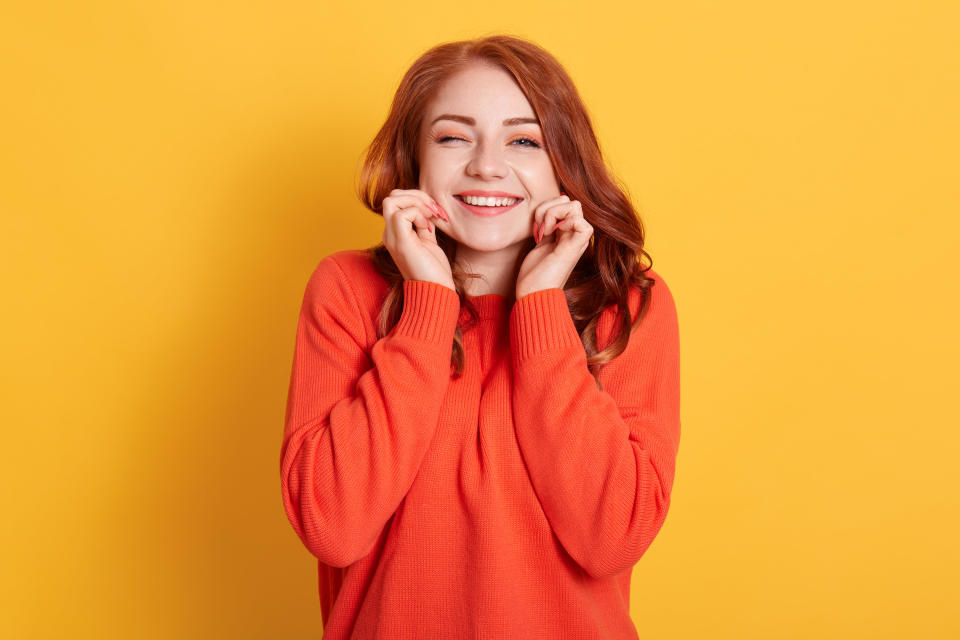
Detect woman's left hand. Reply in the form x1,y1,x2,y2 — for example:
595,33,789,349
516,194,594,299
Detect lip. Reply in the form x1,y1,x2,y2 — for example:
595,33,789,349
456,190,523,198
454,195,523,217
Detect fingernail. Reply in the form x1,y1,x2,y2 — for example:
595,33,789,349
533,221,539,242
436,204,450,221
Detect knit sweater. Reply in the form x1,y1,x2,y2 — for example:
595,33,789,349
280,248,681,639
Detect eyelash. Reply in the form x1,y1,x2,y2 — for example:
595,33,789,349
436,135,541,149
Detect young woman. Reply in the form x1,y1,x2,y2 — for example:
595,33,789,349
280,34,681,639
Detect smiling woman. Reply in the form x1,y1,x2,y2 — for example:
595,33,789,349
356,36,664,337
417,64,561,264
280,34,681,639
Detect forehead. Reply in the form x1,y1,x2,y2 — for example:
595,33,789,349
426,63,537,122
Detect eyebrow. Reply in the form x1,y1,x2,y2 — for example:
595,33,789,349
429,114,541,127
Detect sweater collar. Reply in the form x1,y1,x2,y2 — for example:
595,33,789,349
465,293,513,318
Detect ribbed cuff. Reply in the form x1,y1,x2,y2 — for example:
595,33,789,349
509,288,583,365
393,280,461,344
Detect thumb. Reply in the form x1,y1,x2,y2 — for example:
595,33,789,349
417,220,436,242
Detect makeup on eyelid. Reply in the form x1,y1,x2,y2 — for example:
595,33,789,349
431,134,543,147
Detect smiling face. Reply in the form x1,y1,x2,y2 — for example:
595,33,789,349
417,62,562,263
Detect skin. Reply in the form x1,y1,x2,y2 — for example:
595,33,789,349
382,61,593,299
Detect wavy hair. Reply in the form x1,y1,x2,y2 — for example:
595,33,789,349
356,34,655,388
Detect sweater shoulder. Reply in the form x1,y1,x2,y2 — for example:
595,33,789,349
596,267,678,351
309,247,387,294
305,248,390,347
634,268,677,326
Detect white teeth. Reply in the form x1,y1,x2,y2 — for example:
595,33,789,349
461,195,519,207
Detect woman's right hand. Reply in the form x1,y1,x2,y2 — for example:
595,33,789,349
381,189,456,291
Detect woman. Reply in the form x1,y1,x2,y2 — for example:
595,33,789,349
280,34,681,639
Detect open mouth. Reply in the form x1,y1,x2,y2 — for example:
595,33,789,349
454,194,522,207
453,195,524,217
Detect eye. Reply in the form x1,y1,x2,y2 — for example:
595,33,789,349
511,137,542,148
434,135,542,148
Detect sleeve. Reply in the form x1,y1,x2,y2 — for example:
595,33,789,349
508,272,681,579
280,254,461,568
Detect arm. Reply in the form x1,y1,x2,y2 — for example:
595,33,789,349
508,273,681,578
280,255,461,567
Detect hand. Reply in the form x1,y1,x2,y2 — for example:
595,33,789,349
516,194,594,299
381,189,456,291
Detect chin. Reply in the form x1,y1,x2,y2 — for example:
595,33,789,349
454,234,528,253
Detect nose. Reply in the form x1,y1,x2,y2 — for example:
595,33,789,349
465,140,508,180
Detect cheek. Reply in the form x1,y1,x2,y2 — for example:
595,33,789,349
420,150,461,180
513,161,559,194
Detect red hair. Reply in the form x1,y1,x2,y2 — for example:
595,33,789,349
356,34,656,387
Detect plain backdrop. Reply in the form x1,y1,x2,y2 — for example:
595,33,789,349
1,1,958,638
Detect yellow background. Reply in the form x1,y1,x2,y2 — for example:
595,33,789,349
2,1,958,637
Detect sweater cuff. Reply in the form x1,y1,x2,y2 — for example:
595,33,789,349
509,288,583,365
393,280,461,345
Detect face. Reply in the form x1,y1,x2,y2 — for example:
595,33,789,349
418,62,562,256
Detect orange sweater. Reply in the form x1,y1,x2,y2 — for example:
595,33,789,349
280,248,681,639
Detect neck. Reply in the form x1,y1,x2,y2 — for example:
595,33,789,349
453,240,530,297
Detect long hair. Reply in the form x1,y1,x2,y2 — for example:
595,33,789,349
356,34,655,388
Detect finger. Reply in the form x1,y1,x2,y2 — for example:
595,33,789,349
384,216,434,252
391,205,437,246
390,203,435,240
384,200,426,246
417,220,437,242
555,215,591,239
546,217,592,257
534,195,572,241
533,194,570,224
384,195,444,223
389,190,449,221
385,200,443,245
542,200,582,238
